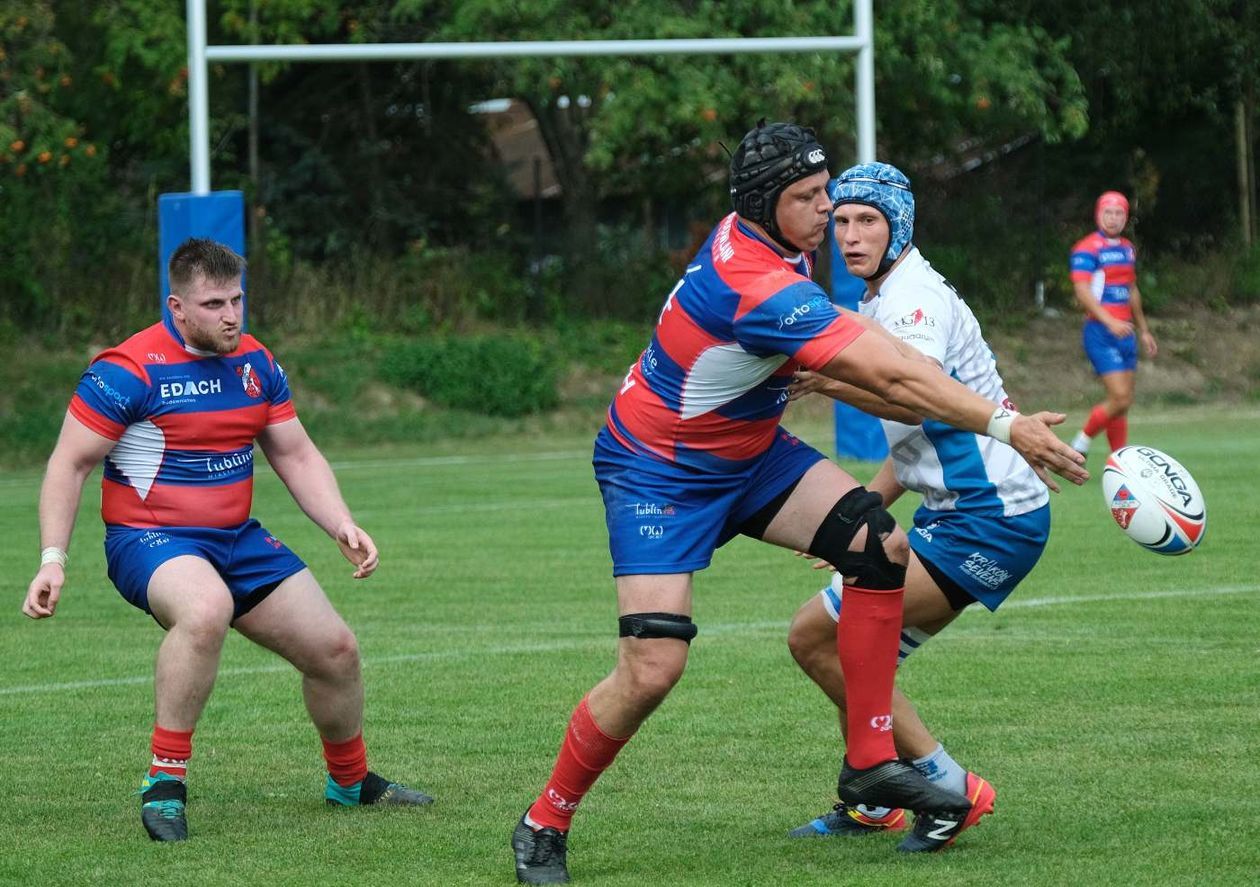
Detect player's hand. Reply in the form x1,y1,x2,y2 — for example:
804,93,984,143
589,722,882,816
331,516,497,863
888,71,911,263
1106,318,1135,338
1009,412,1089,490
1140,329,1158,358
334,521,379,579
789,370,831,401
795,550,837,572
23,564,64,619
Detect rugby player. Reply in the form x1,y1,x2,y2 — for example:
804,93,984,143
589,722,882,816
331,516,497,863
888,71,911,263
1068,191,1158,456
786,162,1053,852
22,238,432,841
511,122,1087,884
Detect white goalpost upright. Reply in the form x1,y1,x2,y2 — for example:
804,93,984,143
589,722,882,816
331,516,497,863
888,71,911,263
175,0,884,459
183,0,876,194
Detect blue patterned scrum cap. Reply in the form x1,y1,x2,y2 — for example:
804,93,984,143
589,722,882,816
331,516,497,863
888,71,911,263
829,162,915,275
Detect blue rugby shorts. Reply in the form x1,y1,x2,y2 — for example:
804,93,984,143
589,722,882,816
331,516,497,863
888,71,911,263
593,426,826,576
1083,320,1138,375
905,504,1051,612
104,518,306,621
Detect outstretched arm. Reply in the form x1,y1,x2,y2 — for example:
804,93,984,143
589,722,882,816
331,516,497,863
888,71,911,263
866,457,906,508
789,368,923,424
257,418,378,578
820,329,1088,488
23,413,117,618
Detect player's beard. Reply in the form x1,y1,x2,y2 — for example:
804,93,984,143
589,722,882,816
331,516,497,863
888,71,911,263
185,321,240,354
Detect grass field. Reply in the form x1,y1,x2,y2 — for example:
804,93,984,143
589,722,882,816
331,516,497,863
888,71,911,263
2,408,1258,886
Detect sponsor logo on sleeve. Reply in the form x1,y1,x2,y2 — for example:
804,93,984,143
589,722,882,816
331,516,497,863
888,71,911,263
778,295,833,329
893,307,934,328
88,371,133,410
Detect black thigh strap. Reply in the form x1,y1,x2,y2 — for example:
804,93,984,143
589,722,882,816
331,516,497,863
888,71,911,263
619,612,698,643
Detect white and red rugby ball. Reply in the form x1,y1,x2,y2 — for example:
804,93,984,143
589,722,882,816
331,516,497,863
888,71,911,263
1101,445,1207,555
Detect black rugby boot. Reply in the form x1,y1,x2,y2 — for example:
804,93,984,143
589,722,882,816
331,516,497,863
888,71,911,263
838,758,971,814
512,813,570,885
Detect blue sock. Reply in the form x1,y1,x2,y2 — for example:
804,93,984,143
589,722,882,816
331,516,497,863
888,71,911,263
912,743,967,795
324,773,363,806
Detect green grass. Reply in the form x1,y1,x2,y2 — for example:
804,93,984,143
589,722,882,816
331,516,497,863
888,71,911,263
2,409,1258,885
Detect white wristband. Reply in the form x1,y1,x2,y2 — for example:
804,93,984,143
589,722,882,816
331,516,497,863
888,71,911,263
986,407,1018,444
40,547,68,567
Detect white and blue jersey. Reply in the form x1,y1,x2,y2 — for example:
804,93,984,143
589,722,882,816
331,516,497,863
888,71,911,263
858,247,1050,610
860,248,1048,518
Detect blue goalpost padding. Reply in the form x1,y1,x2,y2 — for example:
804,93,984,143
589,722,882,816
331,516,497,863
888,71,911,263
828,227,889,462
157,191,247,326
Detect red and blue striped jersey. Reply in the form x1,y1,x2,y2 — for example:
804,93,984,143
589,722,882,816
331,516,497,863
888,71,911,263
1069,231,1137,322
606,213,864,472
68,318,296,528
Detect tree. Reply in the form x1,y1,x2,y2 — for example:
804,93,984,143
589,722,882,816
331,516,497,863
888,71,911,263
0,1,107,317
409,0,1087,299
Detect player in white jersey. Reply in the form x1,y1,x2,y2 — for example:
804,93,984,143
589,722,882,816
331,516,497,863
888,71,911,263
784,163,1054,852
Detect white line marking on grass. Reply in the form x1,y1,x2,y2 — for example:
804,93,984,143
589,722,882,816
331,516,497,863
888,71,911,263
0,640,600,696
1002,584,1260,609
3,583,1256,697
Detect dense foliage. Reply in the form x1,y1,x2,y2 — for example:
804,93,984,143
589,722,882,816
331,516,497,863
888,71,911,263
1,0,1257,339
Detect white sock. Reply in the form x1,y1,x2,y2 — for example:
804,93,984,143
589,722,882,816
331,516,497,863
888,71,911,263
1071,431,1091,453
912,743,967,795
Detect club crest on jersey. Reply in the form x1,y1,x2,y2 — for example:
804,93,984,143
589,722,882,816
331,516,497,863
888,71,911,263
237,362,262,398
1110,484,1140,529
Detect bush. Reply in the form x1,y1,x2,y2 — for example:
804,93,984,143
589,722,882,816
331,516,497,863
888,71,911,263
1234,243,1260,305
379,336,560,417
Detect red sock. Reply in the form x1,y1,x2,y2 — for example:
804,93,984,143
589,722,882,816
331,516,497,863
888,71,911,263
1082,404,1110,438
1106,415,1128,451
150,725,193,780
322,732,369,787
837,584,903,769
527,696,631,831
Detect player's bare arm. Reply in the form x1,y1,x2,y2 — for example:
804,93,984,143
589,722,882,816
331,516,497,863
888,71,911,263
1074,280,1133,337
789,368,923,424
23,413,118,619
821,330,1088,486
865,457,905,507
257,418,379,579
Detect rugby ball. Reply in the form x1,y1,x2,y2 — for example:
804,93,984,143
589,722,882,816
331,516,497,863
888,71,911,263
1101,445,1206,555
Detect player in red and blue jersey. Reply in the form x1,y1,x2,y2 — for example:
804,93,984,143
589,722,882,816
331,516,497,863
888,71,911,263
1068,191,1159,457
511,122,1088,885
22,239,432,842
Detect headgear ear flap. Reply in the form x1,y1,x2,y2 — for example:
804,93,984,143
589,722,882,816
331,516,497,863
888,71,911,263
729,120,829,253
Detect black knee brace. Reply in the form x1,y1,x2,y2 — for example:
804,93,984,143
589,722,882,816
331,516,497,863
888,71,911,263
807,487,906,590
619,612,698,643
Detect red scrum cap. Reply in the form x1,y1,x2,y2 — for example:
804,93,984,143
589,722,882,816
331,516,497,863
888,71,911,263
1095,191,1129,228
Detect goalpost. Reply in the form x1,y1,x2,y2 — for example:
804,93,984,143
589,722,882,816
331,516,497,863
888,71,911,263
184,0,875,193
173,0,883,458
